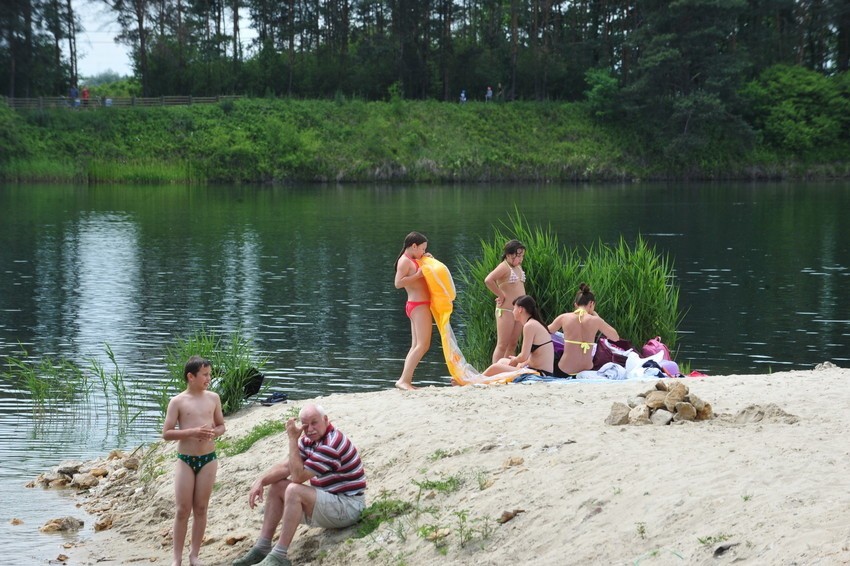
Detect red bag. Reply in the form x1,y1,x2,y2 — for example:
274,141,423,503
592,338,635,370
641,336,672,361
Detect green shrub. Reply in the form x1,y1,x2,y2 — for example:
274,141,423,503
160,328,268,416
740,65,848,154
457,214,680,369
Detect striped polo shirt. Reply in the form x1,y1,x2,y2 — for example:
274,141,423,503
299,423,366,496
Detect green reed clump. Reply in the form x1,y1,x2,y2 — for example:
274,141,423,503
86,158,196,184
457,214,680,369
161,328,268,417
457,213,582,369
87,344,135,419
2,347,91,409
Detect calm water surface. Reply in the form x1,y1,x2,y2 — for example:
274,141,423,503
2,182,850,562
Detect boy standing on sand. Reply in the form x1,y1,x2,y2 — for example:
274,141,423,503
163,356,226,566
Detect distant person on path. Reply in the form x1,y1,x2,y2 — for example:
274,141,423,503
483,295,554,376
496,83,504,101
548,283,619,377
484,239,527,363
81,86,90,108
162,356,226,566
232,404,366,566
485,86,493,102
69,85,79,108
459,89,467,103
394,231,433,390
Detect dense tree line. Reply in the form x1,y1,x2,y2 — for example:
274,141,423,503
2,1,849,166
3,0,849,100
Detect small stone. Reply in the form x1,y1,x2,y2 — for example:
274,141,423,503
627,396,645,408
696,402,714,421
94,515,113,531
56,554,69,562
49,478,70,488
71,473,99,489
40,517,84,533
644,391,667,410
10,518,23,525
503,456,524,468
654,380,669,392
56,461,83,476
628,404,651,425
226,535,248,545
688,392,706,412
90,467,109,478
124,457,140,470
107,450,126,460
605,402,630,426
664,385,687,412
650,409,674,426
673,402,696,421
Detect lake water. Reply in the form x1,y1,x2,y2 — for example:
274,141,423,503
2,181,850,562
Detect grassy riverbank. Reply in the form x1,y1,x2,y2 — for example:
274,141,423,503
2,98,849,184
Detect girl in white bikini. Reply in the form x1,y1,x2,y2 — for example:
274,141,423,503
484,239,527,363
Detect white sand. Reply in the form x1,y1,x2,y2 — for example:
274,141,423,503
66,367,850,565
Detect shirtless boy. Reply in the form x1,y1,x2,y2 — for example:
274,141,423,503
162,355,226,566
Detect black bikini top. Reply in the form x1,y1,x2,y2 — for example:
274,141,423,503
530,340,552,353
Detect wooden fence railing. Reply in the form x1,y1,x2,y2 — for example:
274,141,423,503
1,95,241,111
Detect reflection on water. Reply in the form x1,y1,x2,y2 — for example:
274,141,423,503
2,181,850,562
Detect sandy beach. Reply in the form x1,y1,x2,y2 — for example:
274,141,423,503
55,365,850,566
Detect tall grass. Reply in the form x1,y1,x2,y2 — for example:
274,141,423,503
161,328,267,417
457,214,680,369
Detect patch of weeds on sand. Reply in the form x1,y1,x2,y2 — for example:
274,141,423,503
218,420,285,456
413,474,464,494
356,497,414,538
636,522,647,539
427,448,451,461
698,533,732,547
417,523,450,555
476,469,494,490
741,493,753,502
613,486,623,495
633,548,684,564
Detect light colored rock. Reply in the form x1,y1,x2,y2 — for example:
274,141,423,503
71,473,99,489
40,516,84,533
90,467,109,478
644,391,668,410
673,402,696,422
49,478,70,488
605,402,630,426
664,385,687,412
503,456,524,468
696,402,714,421
57,461,83,476
688,392,706,412
650,409,674,425
124,457,140,470
655,380,670,392
628,404,651,425
94,515,113,531
627,396,645,408
107,450,126,460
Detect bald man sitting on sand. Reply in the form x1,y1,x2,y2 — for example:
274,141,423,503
232,404,367,566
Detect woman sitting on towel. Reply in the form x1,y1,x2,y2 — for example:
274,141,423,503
483,295,554,376
548,283,619,377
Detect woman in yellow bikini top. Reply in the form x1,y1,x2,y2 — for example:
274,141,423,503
547,283,619,376
483,239,527,364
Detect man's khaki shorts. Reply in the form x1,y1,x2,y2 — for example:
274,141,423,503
307,490,365,528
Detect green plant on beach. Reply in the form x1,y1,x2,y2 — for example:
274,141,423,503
412,474,464,495
698,533,732,547
457,212,680,370
160,328,268,417
217,419,286,456
356,497,414,538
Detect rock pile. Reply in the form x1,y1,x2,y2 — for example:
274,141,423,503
28,448,143,533
605,380,714,426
